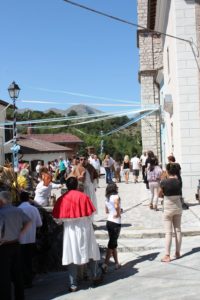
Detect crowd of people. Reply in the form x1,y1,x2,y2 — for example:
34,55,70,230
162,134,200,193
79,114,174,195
0,149,187,298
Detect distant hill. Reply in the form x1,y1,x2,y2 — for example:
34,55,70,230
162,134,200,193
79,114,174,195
64,104,102,116
18,104,103,116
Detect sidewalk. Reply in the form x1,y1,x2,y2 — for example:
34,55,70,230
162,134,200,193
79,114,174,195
94,177,200,238
25,176,200,300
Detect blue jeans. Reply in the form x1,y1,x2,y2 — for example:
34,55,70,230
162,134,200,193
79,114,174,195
105,167,112,184
68,260,102,287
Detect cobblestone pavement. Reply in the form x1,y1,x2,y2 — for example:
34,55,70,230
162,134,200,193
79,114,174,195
25,176,200,300
94,176,200,235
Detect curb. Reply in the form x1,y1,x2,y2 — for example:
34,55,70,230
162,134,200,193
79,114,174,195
95,230,200,239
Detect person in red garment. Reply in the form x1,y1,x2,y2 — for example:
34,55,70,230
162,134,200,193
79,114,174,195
52,176,102,292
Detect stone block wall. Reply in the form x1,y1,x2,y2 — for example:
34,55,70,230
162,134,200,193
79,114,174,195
137,0,148,27
137,0,162,158
195,1,200,114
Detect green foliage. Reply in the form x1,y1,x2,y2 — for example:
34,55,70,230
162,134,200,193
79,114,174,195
67,110,78,117
14,110,142,157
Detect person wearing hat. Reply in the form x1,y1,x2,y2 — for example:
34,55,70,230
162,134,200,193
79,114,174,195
0,191,31,300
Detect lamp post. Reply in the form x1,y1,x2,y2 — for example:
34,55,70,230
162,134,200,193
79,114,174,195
100,130,104,156
8,81,20,172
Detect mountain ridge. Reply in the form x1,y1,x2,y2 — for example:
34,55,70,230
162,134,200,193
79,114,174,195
18,104,103,116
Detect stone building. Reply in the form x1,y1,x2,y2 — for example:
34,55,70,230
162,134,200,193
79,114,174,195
0,99,10,165
137,0,162,158
137,0,200,199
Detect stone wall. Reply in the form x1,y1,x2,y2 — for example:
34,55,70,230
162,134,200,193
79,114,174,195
195,0,200,113
137,0,148,27
137,0,163,158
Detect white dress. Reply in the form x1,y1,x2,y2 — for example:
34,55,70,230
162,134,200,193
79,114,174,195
84,170,98,214
62,217,100,265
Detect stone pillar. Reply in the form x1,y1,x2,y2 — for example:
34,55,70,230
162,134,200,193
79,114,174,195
195,0,200,112
137,0,163,159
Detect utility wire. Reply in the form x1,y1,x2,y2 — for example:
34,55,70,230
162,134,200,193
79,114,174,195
104,109,157,136
28,86,136,104
63,0,193,45
0,106,158,127
21,99,143,107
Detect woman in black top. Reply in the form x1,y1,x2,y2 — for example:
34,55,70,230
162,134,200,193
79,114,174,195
159,163,182,262
122,155,131,184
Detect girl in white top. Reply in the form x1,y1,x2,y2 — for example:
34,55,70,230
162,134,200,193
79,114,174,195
101,183,121,273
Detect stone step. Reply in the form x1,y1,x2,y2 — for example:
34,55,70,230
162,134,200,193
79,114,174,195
97,237,164,253
95,228,200,239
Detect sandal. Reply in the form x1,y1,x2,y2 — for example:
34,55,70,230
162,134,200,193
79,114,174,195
115,263,121,270
154,205,158,211
69,285,78,292
161,255,171,262
174,252,181,259
101,263,108,273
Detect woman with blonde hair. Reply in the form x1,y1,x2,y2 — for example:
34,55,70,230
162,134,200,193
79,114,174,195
122,155,131,184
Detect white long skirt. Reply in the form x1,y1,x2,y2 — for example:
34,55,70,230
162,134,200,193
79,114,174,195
62,217,100,265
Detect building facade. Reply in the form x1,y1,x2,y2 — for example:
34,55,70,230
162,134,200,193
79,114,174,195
0,99,10,166
137,0,162,158
137,0,200,199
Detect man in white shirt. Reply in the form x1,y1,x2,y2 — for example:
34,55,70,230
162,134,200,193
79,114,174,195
88,154,95,164
130,154,141,183
35,161,42,177
90,155,101,187
19,191,42,288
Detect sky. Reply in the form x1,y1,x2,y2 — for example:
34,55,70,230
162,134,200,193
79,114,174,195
0,0,140,113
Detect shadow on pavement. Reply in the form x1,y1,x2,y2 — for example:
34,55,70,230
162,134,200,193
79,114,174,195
26,253,160,300
181,247,200,259
97,251,159,287
131,252,160,265
96,223,132,231
188,203,200,207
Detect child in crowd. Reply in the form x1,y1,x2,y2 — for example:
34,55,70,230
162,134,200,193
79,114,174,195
102,183,121,272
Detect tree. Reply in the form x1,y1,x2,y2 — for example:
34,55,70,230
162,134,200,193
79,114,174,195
67,110,78,117
11,109,142,157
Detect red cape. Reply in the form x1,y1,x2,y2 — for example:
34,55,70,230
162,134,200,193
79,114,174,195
52,190,96,219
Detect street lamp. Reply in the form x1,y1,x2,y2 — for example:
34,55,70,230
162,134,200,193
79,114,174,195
100,130,104,156
8,81,20,172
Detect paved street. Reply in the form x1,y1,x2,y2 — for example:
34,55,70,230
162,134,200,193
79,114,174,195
26,176,200,300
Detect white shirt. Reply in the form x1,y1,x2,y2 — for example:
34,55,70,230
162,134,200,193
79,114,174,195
103,157,114,168
91,159,100,171
106,194,121,224
140,155,147,166
34,181,60,206
36,164,41,174
88,156,94,164
131,156,141,170
19,202,42,244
